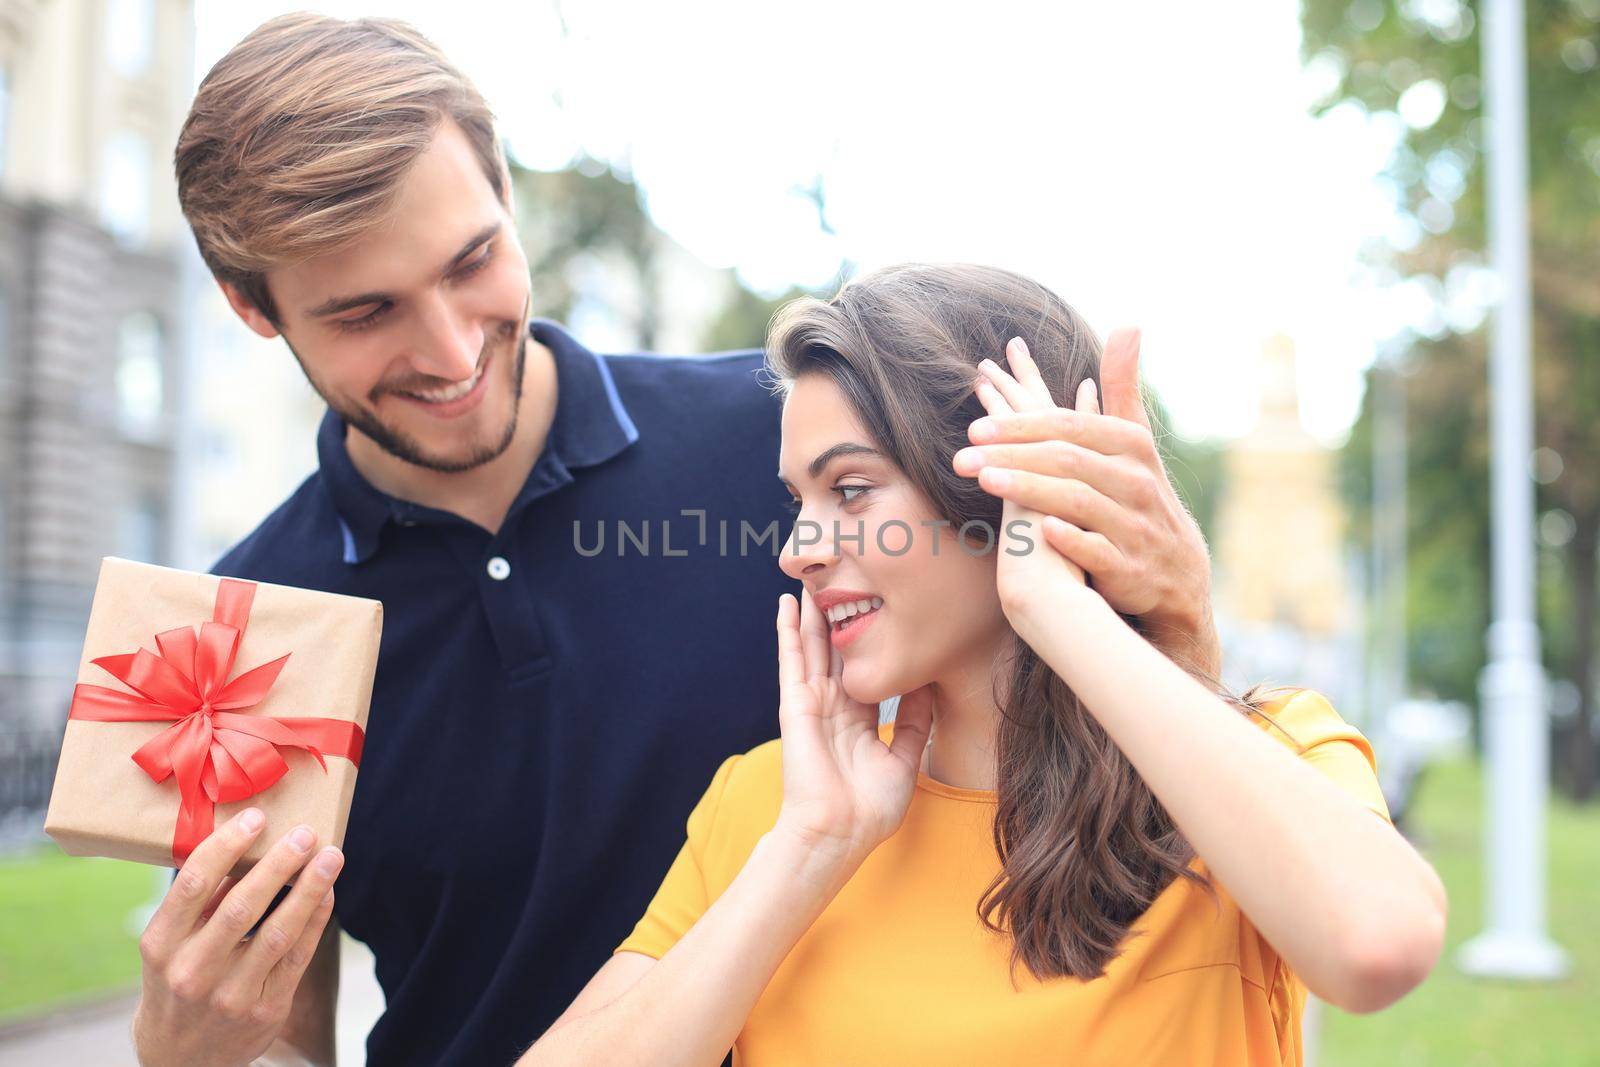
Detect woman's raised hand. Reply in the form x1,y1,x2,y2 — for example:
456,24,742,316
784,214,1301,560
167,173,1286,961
971,338,1098,623
771,589,934,872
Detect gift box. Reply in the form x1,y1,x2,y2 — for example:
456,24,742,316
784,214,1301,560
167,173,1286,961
44,557,382,876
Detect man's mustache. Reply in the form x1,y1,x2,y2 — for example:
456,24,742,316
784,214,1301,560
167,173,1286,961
368,317,521,400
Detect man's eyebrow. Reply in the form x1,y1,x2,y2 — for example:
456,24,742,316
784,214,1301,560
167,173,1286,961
776,442,885,484
304,221,503,318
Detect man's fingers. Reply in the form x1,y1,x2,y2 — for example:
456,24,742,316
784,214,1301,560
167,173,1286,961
977,467,1131,542
952,441,1150,507
259,886,337,1013
144,808,266,957
968,407,1151,457
1041,515,1127,579
1099,327,1152,429
185,824,323,978
233,845,344,996
199,876,239,923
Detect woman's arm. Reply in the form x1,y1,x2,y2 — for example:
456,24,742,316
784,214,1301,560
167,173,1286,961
1010,583,1447,1013
521,591,935,1065
518,828,851,1067
974,339,1446,1013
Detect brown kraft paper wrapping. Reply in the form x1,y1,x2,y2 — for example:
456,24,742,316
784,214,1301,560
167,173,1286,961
44,557,382,877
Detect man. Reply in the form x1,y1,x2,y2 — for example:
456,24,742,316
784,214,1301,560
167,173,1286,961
132,14,1218,1067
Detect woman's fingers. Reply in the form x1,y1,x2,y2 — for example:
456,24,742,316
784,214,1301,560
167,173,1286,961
886,685,934,770
978,357,1034,413
1076,376,1101,415
1003,335,1050,394
776,594,805,692
981,338,1055,412
798,587,831,683
974,378,1015,419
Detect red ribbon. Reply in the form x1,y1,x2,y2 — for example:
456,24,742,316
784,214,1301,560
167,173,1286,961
68,578,364,865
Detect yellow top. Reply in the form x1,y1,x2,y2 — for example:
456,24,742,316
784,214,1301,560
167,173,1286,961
616,690,1390,1066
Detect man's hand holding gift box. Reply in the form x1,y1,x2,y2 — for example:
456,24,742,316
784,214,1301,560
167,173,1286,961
46,557,381,875
42,557,382,1066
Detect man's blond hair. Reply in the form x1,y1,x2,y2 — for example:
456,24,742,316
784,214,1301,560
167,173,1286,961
175,13,509,325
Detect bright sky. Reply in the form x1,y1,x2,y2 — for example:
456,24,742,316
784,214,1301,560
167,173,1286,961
194,0,1436,442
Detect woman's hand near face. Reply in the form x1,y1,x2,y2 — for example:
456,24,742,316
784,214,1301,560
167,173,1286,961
955,330,1223,674
970,338,1100,628
771,590,934,874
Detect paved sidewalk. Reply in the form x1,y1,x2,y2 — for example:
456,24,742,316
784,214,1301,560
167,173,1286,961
0,935,385,1066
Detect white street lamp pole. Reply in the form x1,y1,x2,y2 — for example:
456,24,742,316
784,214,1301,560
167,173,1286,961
1457,0,1568,980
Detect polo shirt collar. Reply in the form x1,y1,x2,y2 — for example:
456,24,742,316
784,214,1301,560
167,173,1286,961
318,318,640,565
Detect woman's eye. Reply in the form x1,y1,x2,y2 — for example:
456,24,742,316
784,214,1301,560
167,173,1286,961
836,485,871,504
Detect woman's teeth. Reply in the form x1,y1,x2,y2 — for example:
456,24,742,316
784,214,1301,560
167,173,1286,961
405,362,484,403
825,597,884,630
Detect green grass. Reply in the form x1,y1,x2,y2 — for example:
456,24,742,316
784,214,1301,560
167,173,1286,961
1320,758,1599,1067
0,847,157,1022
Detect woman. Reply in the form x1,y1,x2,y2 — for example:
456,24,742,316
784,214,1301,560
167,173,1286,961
520,264,1446,1066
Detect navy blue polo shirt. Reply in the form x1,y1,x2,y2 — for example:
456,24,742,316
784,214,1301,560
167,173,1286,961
211,320,796,1066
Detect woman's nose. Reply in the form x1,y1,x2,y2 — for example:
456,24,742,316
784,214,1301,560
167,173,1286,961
778,517,839,580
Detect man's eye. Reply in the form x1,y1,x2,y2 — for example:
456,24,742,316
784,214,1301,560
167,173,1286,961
338,306,388,332
456,244,494,278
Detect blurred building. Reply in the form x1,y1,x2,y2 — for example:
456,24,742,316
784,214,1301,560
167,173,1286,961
1213,334,1364,715
0,0,196,735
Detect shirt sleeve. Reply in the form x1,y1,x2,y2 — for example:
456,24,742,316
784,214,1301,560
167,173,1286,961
614,751,743,960
1257,689,1392,822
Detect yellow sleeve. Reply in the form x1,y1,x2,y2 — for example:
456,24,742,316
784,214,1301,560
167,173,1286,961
614,752,743,960
1256,689,1392,822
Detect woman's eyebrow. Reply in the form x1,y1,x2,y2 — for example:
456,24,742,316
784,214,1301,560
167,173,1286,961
776,442,885,484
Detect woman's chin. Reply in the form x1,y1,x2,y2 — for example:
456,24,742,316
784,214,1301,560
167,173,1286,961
838,659,915,710
840,659,900,708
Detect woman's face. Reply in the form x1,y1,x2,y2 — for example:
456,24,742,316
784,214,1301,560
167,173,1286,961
777,373,1010,704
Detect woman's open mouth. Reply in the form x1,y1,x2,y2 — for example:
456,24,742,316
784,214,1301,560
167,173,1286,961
825,596,883,650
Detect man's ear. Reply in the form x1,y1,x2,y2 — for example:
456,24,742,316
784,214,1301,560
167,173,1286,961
217,279,282,340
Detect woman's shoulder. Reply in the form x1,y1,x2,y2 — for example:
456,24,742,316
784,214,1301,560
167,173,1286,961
1248,687,1391,821
688,737,786,888
1249,687,1367,750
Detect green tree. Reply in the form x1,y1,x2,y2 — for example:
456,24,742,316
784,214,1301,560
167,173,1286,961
512,159,665,348
1303,0,1600,797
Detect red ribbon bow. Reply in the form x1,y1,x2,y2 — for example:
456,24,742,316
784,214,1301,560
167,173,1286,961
68,578,364,865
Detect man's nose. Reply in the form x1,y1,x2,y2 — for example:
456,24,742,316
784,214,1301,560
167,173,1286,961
407,290,483,381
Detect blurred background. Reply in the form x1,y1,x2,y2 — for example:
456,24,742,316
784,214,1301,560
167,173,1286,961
0,0,1595,1063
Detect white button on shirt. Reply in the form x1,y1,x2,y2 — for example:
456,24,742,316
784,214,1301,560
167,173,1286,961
486,556,511,581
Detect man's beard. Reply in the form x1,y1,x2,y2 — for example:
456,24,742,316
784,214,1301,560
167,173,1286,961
288,322,527,474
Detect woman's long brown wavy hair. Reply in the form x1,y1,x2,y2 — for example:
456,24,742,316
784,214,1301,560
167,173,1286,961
765,263,1272,984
